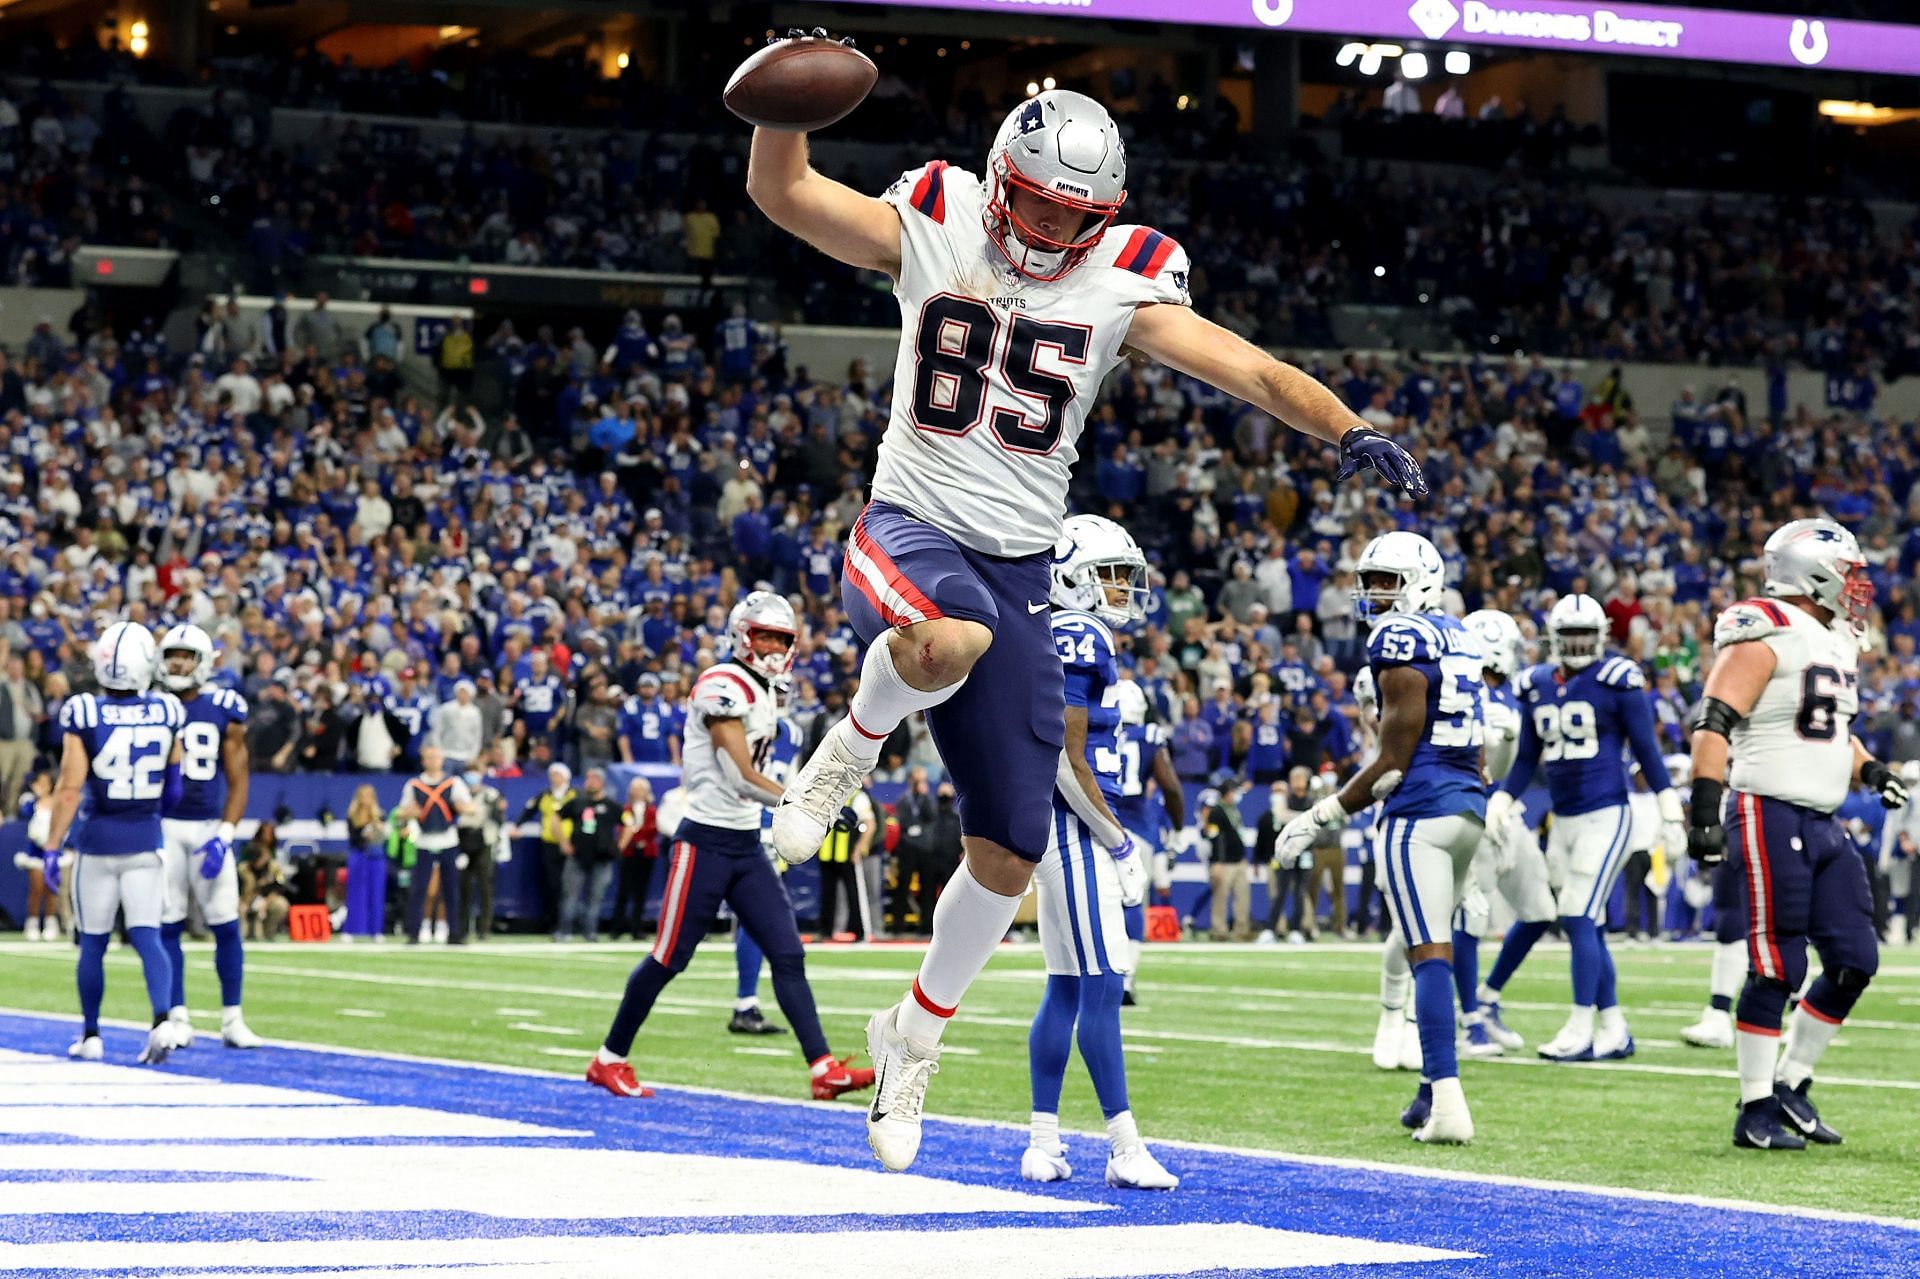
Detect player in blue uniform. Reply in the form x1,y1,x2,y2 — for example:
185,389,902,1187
731,705,806,1037
1483,595,1686,1062
1023,515,1176,1190
1111,679,1185,1006
46,621,186,1065
1281,532,1484,1144
156,625,262,1050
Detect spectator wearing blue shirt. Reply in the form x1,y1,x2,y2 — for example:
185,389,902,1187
1288,547,1330,630
617,673,681,765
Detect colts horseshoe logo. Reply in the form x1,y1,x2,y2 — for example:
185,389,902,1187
1788,18,1829,66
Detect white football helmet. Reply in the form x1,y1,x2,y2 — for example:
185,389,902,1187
158,623,216,692
985,90,1127,281
1764,518,1871,640
93,621,158,694
1353,667,1377,721
1051,513,1149,625
1463,609,1525,678
1547,594,1608,670
1114,678,1149,728
1353,532,1446,624
727,591,799,679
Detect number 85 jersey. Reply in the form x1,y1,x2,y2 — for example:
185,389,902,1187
1367,612,1487,822
166,687,249,822
875,162,1191,559
1715,597,1859,814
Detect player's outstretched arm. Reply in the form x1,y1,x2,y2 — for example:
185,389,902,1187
1126,304,1427,496
746,129,902,276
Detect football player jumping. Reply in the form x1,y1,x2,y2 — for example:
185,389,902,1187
743,44,1425,1172
1689,520,1907,1150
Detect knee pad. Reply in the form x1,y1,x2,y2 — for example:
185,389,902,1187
1830,964,1874,996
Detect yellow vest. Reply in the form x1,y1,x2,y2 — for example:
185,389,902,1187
535,789,575,844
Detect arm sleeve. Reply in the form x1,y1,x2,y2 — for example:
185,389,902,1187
1498,705,1544,798
1619,687,1674,792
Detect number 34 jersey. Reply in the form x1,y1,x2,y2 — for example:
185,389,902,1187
876,161,1192,558
59,690,186,855
1366,611,1487,822
166,687,249,822
1715,597,1859,814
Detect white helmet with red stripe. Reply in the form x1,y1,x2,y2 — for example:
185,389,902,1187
727,591,798,679
985,90,1127,282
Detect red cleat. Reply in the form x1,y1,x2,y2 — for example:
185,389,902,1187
586,1057,653,1098
811,1054,875,1101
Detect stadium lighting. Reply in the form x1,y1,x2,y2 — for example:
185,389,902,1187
1817,99,1920,125
129,20,149,57
1373,265,1386,278
1358,50,1384,76
1026,81,1040,96
1043,76,1057,90
1336,42,1365,67
1445,50,1472,74
1177,94,1190,109
1401,51,1428,79
616,52,629,70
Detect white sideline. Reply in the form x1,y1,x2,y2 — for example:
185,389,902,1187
1,1004,1914,1234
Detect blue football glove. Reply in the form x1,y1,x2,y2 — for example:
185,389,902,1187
1334,427,1428,497
197,837,230,879
40,845,60,893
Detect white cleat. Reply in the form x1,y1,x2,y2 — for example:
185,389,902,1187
68,1035,103,1061
222,1012,265,1049
772,721,875,865
865,1005,941,1172
1591,1018,1635,1061
1414,1080,1474,1145
1372,1008,1405,1070
1020,1144,1073,1183
167,1006,195,1050
138,1021,181,1066
1681,1007,1734,1050
23,917,40,942
1106,1143,1180,1190
1536,1021,1595,1062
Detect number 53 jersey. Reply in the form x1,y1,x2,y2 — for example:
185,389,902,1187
876,161,1191,558
1715,597,1859,814
1366,611,1487,822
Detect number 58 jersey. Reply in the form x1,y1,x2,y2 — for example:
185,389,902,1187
1716,598,1859,814
875,162,1191,558
167,687,249,822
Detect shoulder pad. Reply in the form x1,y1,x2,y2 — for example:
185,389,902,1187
1715,599,1791,648
1367,614,1441,665
1097,225,1191,306
1594,656,1646,689
883,161,968,224
219,687,250,721
1052,610,1116,658
689,667,757,719
59,693,93,731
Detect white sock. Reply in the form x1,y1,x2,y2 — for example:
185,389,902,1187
1567,1005,1596,1041
595,1045,626,1066
1778,1006,1842,1090
1710,941,1748,1003
1430,1076,1467,1112
221,1006,242,1023
1598,1005,1627,1036
1030,1110,1060,1151
1735,1026,1779,1105
734,996,759,1013
1106,1109,1140,1151
1476,982,1499,1007
1127,939,1144,983
897,860,1020,1049
1380,932,1411,1010
846,635,966,761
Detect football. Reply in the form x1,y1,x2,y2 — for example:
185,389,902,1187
723,35,877,133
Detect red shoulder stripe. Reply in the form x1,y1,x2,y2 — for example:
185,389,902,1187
1740,598,1790,627
694,669,757,706
1139,233,1178,279
909,161,948,224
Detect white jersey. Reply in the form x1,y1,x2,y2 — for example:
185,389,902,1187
1716,598,1860,813
678,661,782,832
875,161,1192,557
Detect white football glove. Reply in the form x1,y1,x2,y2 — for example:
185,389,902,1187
1109,835,1147,908
1484,789,1516,833
1277,796,1346,865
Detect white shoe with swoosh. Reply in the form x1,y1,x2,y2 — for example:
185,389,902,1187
865,1004,941,1172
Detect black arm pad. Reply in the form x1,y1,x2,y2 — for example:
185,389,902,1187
1690,777,1725,827
1690,696,1743,739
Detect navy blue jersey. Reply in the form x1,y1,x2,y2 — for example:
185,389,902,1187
760,717,806,833
59,691,184,855
1501,654,1673,817
519,674,566,735
1054,610,1124,803
1366,612,1488,821
389,694,432,750
619,696,681,764
1113,719,1168,833
1248,712,1287,777
166,686,248,822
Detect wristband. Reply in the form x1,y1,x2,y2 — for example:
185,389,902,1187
217,822,236,845
1690,777,1725,826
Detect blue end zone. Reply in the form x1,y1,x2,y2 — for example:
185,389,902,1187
0,1012,1912,1278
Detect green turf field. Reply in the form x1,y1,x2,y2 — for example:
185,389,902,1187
7,935,1918,1218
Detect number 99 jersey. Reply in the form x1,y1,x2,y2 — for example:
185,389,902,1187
59,690,185,855
875,162,1191,559
165,687,249,822
679,661,782,834
1715,598,1860,814
1366,612,1487,822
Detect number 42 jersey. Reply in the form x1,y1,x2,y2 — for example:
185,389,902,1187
1715,597,1859,814
876,161,1191,559
166,687,249,822
59,690,186,855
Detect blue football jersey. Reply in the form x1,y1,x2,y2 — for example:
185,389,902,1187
166,687,249,822
619,696,679,764
1113,719,1168,833
1053,610,1124,803
59,690,185,855
760,717,806,833
1366,612,1488,821
1502,654,1673,817
519,674,566,734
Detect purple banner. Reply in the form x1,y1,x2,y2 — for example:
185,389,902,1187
836,0,1920,78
